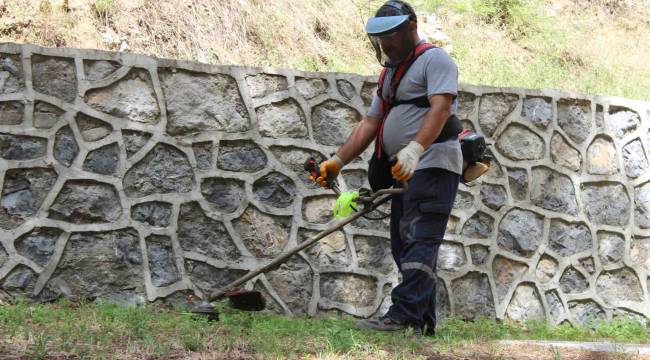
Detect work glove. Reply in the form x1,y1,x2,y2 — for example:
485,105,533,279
391,141,424,181
311,155,343,188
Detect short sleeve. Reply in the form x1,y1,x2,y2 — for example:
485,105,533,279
424,49,459,99
366,91,384,119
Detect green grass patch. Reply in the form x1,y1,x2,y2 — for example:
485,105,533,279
0,300,649,359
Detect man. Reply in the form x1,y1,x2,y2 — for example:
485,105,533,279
310,1,461,336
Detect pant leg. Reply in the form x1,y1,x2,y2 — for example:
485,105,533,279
390,188,404,270
386,168,459,328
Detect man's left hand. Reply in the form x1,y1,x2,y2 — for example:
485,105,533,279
391,141,425,181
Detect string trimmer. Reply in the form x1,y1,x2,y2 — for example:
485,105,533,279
190,157,405,320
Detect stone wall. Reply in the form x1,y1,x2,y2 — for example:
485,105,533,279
1,43,649,326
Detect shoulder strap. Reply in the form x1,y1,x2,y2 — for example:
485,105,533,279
374,43,436,159
388,43,435,102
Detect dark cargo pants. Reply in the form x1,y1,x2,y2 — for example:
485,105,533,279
386,167,460,330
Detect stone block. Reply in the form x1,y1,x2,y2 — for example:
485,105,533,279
0,133,47,160
192,142,212,170
336,80,355,100
84,60,120,82
461,211,494,239
557,99,591,143
581,182,630,226
302,195,336,224
83,143,119,175
354,235,393,274
598,231,625,265
470,245,489,266
521,96,552,129
52,144,77,185
85,69,160,124
124,143,194,198
457,91,476,119
548,219,592,257
453,190,474,209
507,167,528,200
32,55,77,103
480,183,507,211
451,272,495,320
622,139,648,178
0,53,24,94
608,106,640,139
131,201,172,227
162,69,250,135
551,132,581,172
497,208,544,258
634,182,650,228
245,73,287,98
320,273,376,308
0,101,24,125
536,255,558,284
76,113,113,142
301,229,349,268
546,290,565,324
253,172,296,208
256,98,308,139
587,136,619,175
177,202,240,260
312,100,361,146
122,130,151,158
145,234,180,287
33,101,63,129
270,145,325,187
200,177,244,213
184,260,247,298
0,167,57,230
493,255,528,303
630,236,650,272
478,93,518,136
296,77,328,99
49,180,122,224
360,82,376,106
596,268,643,305
506,284,544,322
559,266,588,294
217,140,267,173
52,228,144,301
437,241,467,272
267,258,313,315
496,123,545,160
233,206,291,258
568,300,605,326
15,227,61,267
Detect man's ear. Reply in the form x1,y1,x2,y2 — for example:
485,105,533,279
408,21,417,32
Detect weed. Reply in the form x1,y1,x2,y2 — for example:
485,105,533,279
549,345,562,360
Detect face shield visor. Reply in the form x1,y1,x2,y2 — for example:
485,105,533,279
365,15,413,68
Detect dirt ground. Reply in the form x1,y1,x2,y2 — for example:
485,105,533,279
442,342,650,360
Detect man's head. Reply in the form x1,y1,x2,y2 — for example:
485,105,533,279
366,1,419,67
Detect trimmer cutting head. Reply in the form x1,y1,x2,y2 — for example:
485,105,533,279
192,301,220,321
190,289,266,321
224,289,266,311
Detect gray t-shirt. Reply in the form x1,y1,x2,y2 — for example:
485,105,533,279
367,46,463,175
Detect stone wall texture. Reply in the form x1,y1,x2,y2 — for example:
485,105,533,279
1,43,650,326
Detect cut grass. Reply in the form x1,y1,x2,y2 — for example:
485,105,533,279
1,300,649,359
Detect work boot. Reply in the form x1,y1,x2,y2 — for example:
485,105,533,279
422,324,435,337
356,315,422,336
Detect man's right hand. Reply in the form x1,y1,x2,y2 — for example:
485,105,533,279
310,155,343,188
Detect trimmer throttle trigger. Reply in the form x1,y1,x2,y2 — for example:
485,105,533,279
304,157,320,180
304,156,339,193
